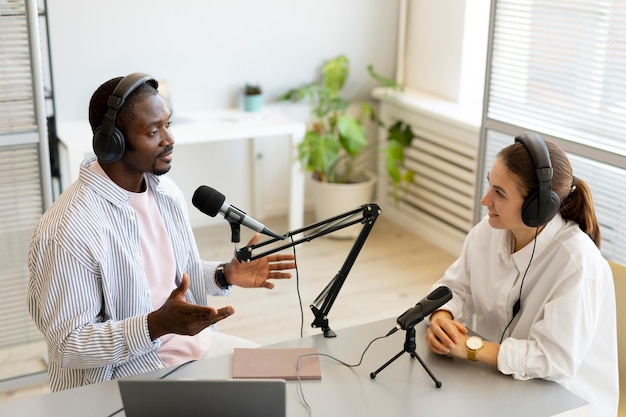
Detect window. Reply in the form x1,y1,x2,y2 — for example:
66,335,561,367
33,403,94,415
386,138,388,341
479,0,626,264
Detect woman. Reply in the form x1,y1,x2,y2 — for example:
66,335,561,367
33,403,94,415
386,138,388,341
426,133,618,416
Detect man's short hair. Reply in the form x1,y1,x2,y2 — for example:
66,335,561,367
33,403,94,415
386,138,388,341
88,76,158,136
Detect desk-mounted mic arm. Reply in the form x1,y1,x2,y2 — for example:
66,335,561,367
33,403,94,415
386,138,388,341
236,203,381,338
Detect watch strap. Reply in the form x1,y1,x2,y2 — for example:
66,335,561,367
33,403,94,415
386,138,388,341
466,336,483,361
215,263,229,289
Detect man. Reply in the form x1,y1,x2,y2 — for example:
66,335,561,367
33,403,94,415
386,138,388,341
28,73,296,392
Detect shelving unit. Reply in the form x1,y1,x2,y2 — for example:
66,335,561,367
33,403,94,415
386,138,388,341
0,0,53,389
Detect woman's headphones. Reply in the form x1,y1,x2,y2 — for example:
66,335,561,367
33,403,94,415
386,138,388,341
92,72,159,163
514,133,560,227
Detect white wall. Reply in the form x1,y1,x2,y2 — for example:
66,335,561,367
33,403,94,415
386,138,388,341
402,0,489,107
47,0,400,227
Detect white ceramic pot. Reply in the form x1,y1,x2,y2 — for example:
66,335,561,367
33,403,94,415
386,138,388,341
311,170,377,239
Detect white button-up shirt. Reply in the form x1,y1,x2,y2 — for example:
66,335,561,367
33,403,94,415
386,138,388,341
431,214,618,417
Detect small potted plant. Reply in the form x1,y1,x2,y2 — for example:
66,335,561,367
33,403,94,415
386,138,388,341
243,83,263,112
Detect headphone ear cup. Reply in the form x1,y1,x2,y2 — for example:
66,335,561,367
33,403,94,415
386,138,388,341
521,191,541,227
92,73,156,164
521,189,560,227
93,126,125,163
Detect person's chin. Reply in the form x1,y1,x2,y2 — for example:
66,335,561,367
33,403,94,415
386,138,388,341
487,216,503,229
153,162,172,176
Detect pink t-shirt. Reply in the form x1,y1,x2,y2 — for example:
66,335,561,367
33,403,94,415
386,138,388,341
90,162,211,367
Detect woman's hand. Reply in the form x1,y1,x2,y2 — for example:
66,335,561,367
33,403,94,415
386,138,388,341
426,310,468,355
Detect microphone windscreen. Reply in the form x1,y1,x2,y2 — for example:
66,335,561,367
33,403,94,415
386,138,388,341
192,186,226,217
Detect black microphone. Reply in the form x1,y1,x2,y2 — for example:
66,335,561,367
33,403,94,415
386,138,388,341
192,185,285,240
387,286,453,335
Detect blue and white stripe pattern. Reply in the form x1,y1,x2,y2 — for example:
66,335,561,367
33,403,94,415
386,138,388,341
28,157,228,392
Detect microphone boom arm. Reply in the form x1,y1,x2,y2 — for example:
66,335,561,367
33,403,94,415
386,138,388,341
236,203,381,338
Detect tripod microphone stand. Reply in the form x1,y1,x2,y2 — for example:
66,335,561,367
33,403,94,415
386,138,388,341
370,325,442,388
369,286,451,385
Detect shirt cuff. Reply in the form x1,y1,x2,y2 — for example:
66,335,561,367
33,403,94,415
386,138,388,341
497,338,531,380
204,261,231,296
124,315,160,355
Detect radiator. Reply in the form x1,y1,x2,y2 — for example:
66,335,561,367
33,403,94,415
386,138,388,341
376,98,480,256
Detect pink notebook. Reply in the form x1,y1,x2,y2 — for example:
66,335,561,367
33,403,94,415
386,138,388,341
232,347,322,380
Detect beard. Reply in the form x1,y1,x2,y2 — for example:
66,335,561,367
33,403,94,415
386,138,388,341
153,165,171,176
152,144,174,176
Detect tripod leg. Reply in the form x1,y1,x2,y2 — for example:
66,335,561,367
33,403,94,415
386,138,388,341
411,350,442,388
371,327,443,387
370,350,404,379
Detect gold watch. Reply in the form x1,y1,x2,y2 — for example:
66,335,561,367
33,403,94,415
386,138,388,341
466,336,484,361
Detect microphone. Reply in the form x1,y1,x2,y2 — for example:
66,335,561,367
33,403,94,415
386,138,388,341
387,286,453,335
192,185,285,240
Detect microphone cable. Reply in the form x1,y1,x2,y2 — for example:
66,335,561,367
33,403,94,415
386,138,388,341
288,234,306,338
499,226,539,344
294,332,390,417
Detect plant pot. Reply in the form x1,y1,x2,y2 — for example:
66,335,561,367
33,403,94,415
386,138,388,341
311,170,377,239
243,94,263,112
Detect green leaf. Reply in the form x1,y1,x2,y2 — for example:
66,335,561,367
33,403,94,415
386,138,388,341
387,120,415,148
299,131,341,178
322,55,349,93
385,140,404,182
386,156,401,183
277,83,318,103
367,65,402,90
386,139,405,164
315,93,348,118
402,170,415,186
337,115,366,156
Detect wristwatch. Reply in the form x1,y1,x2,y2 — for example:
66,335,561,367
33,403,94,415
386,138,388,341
466,336,484,361
214,263,229,289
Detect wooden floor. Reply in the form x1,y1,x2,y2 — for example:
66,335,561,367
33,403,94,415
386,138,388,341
0,213,456,403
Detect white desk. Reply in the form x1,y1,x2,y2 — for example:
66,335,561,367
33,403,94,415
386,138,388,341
57,109,307,230
0,319,590,416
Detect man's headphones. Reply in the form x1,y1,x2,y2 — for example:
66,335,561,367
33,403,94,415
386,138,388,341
92,73,159,163
514,132,560,227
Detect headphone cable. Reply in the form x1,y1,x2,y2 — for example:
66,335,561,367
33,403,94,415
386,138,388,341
499,226,539,343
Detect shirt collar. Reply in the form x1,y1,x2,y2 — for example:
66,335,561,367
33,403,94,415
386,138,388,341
497,213,565,271
79,157,163,206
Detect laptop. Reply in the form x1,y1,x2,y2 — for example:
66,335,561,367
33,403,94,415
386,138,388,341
118,378,287,417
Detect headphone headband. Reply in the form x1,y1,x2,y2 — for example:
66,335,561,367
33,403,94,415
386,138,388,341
515,133,553,183
93,73,158,163
109,73,159,111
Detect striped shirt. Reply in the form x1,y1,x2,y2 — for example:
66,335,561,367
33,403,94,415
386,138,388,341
28,157,228,392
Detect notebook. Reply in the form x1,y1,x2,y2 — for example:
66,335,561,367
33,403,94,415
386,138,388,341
232,347,322,380
118,378,286,417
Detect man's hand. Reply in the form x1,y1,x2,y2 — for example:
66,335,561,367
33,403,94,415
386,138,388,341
225,233,296,289
147,273,234,340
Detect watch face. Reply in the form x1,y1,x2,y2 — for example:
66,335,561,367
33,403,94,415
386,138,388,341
466,336,483,350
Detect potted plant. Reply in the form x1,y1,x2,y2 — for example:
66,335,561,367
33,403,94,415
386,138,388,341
243,83,263,112
279,55,415,228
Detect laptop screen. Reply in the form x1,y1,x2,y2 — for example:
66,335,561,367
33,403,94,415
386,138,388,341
118,378,287,417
